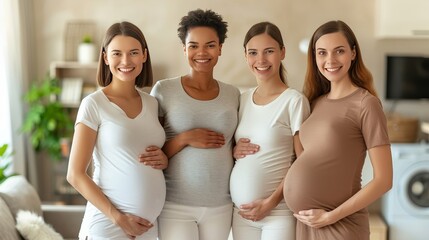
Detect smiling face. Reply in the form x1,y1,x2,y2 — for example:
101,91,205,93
245,33,285,82
183,26,222,74
314,32,356,84
103,35,146,83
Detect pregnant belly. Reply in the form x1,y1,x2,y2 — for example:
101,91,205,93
99,165,166,222
284,157,349,213
230,158,282,207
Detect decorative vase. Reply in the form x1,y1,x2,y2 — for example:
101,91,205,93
77,43,96,63
60,137,71,157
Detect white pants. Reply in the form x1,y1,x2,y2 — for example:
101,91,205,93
158,201,233,240
232,207,296,240
79,221,158,240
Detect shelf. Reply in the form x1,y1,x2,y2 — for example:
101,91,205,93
50,61,98,70
50,61,98,87
46,61,97,204
50,61,98,107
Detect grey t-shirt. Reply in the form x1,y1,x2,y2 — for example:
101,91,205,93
151,77,240,207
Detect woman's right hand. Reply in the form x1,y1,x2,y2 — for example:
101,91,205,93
161,128,225,159
233,138,260,159
184,128,225,149
114,212,153,239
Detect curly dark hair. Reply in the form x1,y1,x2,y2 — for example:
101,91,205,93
177,9,228,45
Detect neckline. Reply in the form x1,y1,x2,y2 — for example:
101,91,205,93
324,88,361,102
179,76,221,102
251,87,290,107
100,89,144,119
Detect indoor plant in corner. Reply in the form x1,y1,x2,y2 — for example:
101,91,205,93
21,74,73,161
0,143,15,183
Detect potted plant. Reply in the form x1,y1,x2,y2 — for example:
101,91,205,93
0,143,16,183
77,34,96,63
21,74,73,161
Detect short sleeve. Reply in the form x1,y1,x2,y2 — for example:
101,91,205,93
289,93,311,135
75,95,100,131
150,81,165,118
361,95,390,149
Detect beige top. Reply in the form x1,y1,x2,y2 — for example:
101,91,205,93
284,88,390,240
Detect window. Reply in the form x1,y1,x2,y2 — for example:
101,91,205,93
0,0,33,176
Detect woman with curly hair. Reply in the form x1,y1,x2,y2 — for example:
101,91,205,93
149,9,240,240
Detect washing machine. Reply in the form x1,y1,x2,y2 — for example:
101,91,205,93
381,143,429,240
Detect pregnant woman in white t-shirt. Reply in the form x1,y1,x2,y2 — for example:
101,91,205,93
230,22,310,240
67,21,167,240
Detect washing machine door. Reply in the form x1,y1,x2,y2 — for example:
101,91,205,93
398,160,429,217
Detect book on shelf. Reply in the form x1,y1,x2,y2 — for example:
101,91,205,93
60,78,83,106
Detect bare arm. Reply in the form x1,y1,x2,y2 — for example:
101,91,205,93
293,133,304,157
67,123,152,238
294,144,393,228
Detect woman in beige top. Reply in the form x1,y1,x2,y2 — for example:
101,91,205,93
283,20,393,240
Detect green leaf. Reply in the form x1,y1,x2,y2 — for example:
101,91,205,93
0,144,7,157
21,73,73,161
0,169,5,182
0,143,14,183
47,119,57,131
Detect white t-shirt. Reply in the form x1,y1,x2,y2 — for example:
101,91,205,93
77,89,166,239
230,87,310,211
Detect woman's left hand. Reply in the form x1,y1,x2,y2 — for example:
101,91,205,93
238,198,273,222
294,209,335,228
139,146,168,169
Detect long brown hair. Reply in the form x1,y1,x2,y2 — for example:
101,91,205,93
303,20,377,104
243,21,287,83
97,21,153,88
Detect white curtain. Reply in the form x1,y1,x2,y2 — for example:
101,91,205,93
0,0,37,185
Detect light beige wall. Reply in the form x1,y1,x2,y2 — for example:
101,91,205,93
34,0,379,90
33,0,429,120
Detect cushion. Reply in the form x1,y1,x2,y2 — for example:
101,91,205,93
0,175,42,218
0,197,21,240
16,210,63,240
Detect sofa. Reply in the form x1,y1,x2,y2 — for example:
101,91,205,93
0,175,85,240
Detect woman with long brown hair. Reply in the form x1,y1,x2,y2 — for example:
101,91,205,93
67,21,167,240
230,21,310,240
283,20,393,240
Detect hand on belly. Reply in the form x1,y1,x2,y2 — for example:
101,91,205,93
293,208,336,229
237,198,271,222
